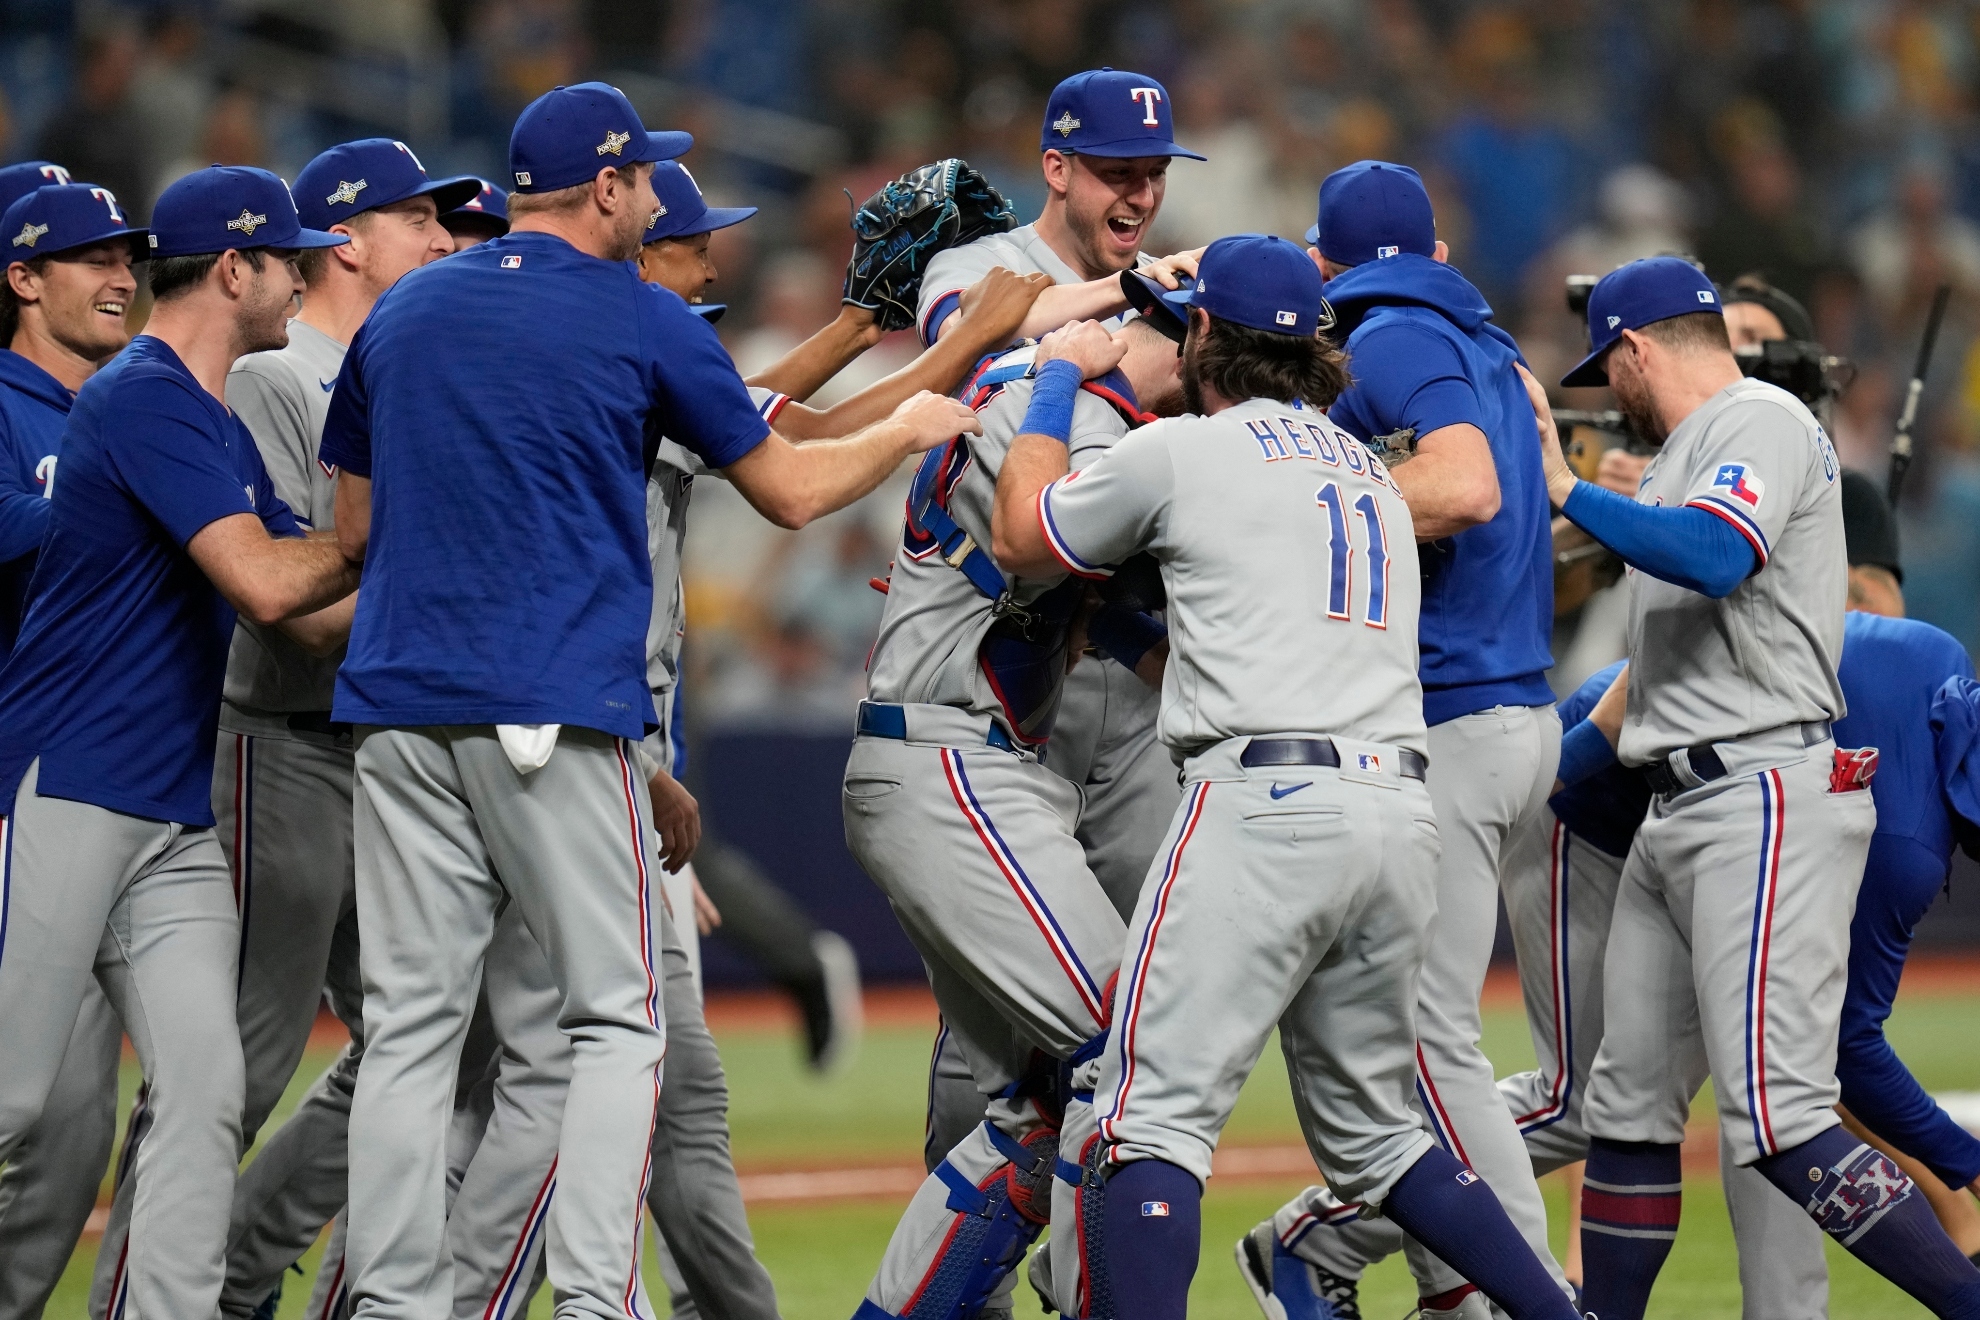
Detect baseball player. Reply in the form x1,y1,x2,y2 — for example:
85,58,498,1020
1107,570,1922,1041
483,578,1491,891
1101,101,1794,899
1245,158,1566,1318
911,68,1204,1207
108,138,482,1320
0,165,355,1320
440,178,509,250
432,151,1050,1320
322,83,978,1320
0,168,144,1320
1534,255,1980,1318
842,297,1181,1320
990,234,1582,1320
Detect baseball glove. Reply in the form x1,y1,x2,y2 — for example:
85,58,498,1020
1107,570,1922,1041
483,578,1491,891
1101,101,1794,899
843,158,1017,332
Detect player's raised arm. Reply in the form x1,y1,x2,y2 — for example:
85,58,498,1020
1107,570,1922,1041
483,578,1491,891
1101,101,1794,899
770,267,1051,440
722,390,981,530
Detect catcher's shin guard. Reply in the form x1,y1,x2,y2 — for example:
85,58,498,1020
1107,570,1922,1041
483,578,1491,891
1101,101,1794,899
854,1121,1058,1320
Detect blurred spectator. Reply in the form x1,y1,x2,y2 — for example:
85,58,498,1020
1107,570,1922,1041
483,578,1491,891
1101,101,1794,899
1694,100,1832,305
130,11,209,172
1156,44,1280,248
34,23,148,214
1850,154,1980,327
1435,9,1576,312
154,86,268,201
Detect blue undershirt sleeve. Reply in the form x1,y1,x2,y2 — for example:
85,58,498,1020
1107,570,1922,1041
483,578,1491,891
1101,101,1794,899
1561,480,1758,599
1556,717,1619,788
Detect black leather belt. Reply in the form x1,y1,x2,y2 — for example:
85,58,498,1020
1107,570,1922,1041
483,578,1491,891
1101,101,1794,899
287,711,354,745
1240,737,1427,781
1641,720,1831,797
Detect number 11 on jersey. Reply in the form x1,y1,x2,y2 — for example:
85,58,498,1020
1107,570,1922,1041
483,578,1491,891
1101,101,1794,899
1315,481,1389,629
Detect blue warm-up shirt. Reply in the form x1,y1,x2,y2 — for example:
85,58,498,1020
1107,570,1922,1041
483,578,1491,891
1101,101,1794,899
319,231,770,737
1323,254,1554,725
0,349,75,665
0,337,302,825
1550,613,1980,1186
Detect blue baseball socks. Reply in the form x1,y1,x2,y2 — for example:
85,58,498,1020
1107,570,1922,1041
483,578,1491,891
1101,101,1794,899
1381,1145,1582,1319
1753,1126,1980,1319
1577,1138,1683,1320
1103,1159,1201,1320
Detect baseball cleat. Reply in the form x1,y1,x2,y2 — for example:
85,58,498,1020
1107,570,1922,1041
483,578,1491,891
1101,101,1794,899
1235,1222,1361,1320
804,929,864,1072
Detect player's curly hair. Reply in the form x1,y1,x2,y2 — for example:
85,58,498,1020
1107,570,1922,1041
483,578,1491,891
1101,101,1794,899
1182,311,1353,413
0,255,52,346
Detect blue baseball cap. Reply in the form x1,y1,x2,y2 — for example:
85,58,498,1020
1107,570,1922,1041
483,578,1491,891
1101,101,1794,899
443,179,510,235
293,138,482,233
644,162,756,242
1562,256,1723,387
0,161,74,216
688,302,726,324
149,165,347,259
1307,160,1436,263
2,183,148,262
1162,233,1330,337
1040,68,1204,160
508,82,692,194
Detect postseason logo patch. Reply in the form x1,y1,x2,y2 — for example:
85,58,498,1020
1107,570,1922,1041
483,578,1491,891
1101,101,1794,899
1712,462,1765,510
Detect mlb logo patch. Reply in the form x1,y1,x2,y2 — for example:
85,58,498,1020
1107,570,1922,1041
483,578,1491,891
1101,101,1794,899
1275,310,1297,326
501,255,523,269
514,171,532,187
1698,289,1716,303
1356,752,1382,773
1456,1169,1480,1186
1712,462,1765,509
1376,244,1400,259
1141,1202,1170,1217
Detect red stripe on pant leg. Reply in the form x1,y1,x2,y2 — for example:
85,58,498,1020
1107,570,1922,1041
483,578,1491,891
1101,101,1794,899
1414,1043,1471,1166
318,1252,348,1320
1753,770,1784,1155
615,742,665,1318
484,1158,558,1320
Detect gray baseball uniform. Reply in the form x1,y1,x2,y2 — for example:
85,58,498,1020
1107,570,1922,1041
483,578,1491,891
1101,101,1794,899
1269,806,1830,1320
1038,400,1449,1319
91,318,364,1320
847,352,1152,1317
1585,378,1870,1168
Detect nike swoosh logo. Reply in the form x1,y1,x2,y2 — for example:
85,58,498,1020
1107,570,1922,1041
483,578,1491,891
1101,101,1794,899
1269,782,1312,800
318,378,336,392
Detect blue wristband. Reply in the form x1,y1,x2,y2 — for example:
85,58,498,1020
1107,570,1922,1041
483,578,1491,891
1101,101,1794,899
1556,717,1619,789
1086,603,1167,672
1020,359,1083,445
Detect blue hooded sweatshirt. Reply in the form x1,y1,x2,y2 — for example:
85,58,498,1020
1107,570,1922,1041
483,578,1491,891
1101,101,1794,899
1323,254,1554,725
0,348,77,664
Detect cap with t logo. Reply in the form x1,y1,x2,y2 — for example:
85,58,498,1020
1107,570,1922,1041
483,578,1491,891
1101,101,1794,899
1039,68,1204,160
294,138,482,233
508,82,692,193
0,161,75,217
643,161,757,242
1,183,148,262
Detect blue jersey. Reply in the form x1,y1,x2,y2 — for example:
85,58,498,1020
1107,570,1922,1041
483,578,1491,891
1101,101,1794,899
1323,254,1554,725
0,350,75,665
0,337,302,825
319,231,769,737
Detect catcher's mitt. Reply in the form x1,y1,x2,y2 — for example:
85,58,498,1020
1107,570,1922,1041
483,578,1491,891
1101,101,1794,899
843,158,1016,333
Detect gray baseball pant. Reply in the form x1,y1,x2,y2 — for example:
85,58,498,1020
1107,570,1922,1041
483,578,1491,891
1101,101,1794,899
91,730,362,1320
1092,736,1439,1201
0,758,246,1320
345,725,666,1320
843,712,1126,1316
441,898,778,1320
0,983,122,1320
1584,731,1875,1166
1048,657,1181,918
1272,805,1830,1318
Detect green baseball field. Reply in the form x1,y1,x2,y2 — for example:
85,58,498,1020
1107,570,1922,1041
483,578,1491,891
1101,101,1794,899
47,964,1980,1318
